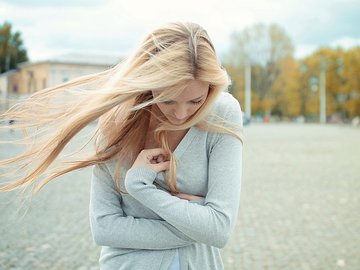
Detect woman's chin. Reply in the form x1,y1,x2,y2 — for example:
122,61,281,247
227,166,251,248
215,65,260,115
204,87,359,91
168,117,188,125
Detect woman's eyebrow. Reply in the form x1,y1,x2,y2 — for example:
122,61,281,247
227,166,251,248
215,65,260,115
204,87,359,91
190,95,204,101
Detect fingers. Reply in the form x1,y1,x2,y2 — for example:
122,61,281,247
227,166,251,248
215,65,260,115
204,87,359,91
174,193,205,201
157,154,164,163
131,148,170,173
174,193,190,200
150,159,157,164
151,160,170,173
149,154,165,164
142,148,168,161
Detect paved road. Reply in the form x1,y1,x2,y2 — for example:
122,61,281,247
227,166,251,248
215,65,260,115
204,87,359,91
1,123,359,269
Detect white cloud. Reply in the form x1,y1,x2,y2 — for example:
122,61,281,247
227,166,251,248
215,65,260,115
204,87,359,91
330,37,360,49
1,0,359,61
294,44,318,59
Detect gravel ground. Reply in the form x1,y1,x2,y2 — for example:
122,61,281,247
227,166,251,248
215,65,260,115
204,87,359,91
1,123,359,270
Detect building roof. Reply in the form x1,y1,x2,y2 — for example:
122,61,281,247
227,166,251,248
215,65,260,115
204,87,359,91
0,69,17,78
19,52,123,68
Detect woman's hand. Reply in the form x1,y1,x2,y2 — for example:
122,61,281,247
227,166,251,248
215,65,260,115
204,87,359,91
132,149,204,202
174,193,205,202
131,148,170,173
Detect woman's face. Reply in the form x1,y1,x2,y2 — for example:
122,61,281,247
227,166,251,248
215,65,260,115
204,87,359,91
153,80,210,125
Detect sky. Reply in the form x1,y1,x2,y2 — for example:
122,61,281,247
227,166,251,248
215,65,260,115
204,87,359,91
1,0,360,61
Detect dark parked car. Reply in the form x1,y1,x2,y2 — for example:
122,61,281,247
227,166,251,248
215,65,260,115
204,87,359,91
242,112,251,126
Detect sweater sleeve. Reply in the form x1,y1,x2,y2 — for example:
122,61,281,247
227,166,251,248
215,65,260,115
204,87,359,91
89,163,195,249
124,99,243,248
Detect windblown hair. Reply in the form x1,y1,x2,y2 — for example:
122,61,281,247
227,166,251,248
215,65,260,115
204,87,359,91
0,21,242,195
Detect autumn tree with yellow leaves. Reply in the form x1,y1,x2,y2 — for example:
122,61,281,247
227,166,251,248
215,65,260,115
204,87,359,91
299,47,360,120
342,47,360,117
224,23,360,121
224,23,294,118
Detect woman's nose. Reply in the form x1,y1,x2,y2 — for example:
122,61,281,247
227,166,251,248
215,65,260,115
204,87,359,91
174,106,188,120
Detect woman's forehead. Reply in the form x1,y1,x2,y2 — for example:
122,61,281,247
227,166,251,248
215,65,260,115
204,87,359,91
175,82,209,101
153,80,209,101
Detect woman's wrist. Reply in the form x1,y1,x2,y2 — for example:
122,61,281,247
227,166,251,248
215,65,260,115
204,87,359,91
125,167,157,194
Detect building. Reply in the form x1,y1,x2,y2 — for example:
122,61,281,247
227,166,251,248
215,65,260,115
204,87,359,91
0,70,16,98
1,53,122,96
0,53,122,112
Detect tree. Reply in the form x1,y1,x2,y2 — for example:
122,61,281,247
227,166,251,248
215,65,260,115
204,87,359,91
299,47,360,120
0,21,28,73
342,47,360,117
224,24,294,116
271,56,301,118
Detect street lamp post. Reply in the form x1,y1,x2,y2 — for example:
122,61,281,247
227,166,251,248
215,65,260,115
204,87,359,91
319,57,327,124
245,61,251,117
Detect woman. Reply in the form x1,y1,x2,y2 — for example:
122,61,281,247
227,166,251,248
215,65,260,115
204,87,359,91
0,22,243,269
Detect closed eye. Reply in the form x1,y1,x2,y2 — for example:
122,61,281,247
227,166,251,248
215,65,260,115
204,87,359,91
162,101,175,105
162,99,203,105
191,100,203,105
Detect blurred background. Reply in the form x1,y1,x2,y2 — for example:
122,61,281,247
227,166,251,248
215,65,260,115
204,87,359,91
0,0,360,124
0,0,359,270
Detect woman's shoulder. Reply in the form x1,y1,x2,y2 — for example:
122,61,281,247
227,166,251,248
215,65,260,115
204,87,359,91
210,92,242,121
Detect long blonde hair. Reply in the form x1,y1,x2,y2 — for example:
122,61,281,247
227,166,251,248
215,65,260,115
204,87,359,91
0,21,242,195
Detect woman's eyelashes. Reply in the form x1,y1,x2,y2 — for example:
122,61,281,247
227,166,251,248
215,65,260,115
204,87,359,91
191,99,203,105
162,100,203,105
162,101,175,105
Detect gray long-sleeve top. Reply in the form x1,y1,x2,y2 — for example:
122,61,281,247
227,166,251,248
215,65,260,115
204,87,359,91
89,92,243,270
